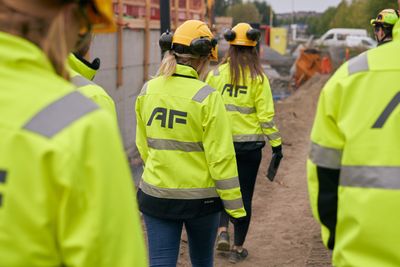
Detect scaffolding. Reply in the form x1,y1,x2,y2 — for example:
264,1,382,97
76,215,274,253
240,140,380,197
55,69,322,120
113,0,206,30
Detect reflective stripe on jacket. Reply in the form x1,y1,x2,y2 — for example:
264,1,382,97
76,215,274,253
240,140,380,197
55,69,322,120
135,64,246,218
308,21,400,267
0,32,147,267
206,63,281,148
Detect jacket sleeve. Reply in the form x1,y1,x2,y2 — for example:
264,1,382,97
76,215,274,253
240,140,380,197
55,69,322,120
135,95,149,163
202,92,246,218
254,76,282,147
90,92,118,122
59,110,148,267
307,69,346,250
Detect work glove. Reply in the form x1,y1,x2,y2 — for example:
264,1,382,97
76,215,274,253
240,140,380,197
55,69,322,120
266,145,283,182
229,215,248,226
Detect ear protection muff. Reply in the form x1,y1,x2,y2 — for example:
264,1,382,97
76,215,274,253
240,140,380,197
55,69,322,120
159,30,173,52
224,26,261,45
246,28,261,42
223,29,236,42
190,37,217,56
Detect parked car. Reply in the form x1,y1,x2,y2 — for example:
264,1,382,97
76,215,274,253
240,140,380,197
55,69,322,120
316,28,368,46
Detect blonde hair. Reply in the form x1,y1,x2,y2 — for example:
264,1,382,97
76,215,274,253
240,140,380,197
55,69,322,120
157,51,210,81
0,1,81,79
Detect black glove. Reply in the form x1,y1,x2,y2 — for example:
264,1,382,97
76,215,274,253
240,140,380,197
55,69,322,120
229,215,248,225
267,145,283,181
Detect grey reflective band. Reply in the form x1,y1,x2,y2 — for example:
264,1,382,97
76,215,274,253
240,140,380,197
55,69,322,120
139,82,148,96
372,92,400,128
213,68,220,76
223,198,244,210
140,180,218,199
71,75,95,87
266,132,281,141
192,85,215,103
340,166,400,189
233,134,264,142
216,177,240,190
348,53,369,75
24,91,98,138
309,142,342,169
225,104,256,114
261,121,275,128
147,137,204,152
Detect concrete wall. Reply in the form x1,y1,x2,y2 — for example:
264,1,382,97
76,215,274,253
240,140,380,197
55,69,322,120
90,29,161,156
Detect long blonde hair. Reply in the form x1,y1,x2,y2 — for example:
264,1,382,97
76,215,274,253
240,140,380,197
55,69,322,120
0,1,81,79
221,45,264,87
157,51,210,81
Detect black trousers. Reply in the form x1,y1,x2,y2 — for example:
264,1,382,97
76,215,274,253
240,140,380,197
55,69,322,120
219,148,262,246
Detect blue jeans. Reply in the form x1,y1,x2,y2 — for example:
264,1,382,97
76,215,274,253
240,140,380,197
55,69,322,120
143,212,220,267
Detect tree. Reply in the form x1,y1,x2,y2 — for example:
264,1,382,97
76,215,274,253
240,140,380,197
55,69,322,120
253,0,276,25
226,3,261,25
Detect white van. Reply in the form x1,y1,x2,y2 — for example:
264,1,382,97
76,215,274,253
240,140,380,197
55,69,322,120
317,28,368,46
345,36,377,49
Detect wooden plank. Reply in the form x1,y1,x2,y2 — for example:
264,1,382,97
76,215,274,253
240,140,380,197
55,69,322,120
117,0,124,88
144,0,151,82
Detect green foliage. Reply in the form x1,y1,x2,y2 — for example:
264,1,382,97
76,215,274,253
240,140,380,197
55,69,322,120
226,3,261,25
252,0,276,25
214,0,243,16
302,0,399,37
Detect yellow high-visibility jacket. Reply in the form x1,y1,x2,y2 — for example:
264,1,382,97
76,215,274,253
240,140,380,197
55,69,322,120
136,64,246,219
206,63,281,150
0,32,147,267
308,20,400,267
68,54,117,120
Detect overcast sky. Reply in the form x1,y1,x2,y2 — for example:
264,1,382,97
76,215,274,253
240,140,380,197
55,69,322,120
266,0,342,13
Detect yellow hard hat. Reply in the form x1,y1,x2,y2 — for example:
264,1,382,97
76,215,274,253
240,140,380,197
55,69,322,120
88,0,116,32
169,20,218,61
224,23,260,47
370,9,399,27
2,0,115,32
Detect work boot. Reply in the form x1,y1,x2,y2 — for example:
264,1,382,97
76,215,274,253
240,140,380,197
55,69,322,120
216,231,230,251
229,248,248,264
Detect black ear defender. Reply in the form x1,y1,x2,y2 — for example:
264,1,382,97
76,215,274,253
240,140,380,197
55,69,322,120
247,28,261,42
224,29,236,41
190,37,218,56
224,27,260,42
159,30,173,52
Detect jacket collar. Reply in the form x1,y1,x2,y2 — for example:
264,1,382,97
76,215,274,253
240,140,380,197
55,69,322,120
68,53,97,80
174,64,199,79
0,31,55,73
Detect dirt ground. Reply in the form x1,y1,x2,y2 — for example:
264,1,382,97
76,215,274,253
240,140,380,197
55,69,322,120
177,74,333,267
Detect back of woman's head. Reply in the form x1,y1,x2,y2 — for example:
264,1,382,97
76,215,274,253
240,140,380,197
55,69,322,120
222,23,264,86
157,20,218,80
0,0,115,79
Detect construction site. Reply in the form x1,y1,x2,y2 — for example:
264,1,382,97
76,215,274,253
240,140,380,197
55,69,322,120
3,0,400,266
84,0,381,266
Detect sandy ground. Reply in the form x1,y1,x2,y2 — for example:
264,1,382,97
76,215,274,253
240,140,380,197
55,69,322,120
176,74,333,267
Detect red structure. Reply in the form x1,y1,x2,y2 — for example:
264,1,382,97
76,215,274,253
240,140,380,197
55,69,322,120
113,0,205,27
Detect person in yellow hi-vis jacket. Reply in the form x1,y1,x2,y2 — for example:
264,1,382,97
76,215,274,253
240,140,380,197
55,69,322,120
68,35,118,119
0,0,147,266
135,20,246,267
307,19,400,267
206,23,282,263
